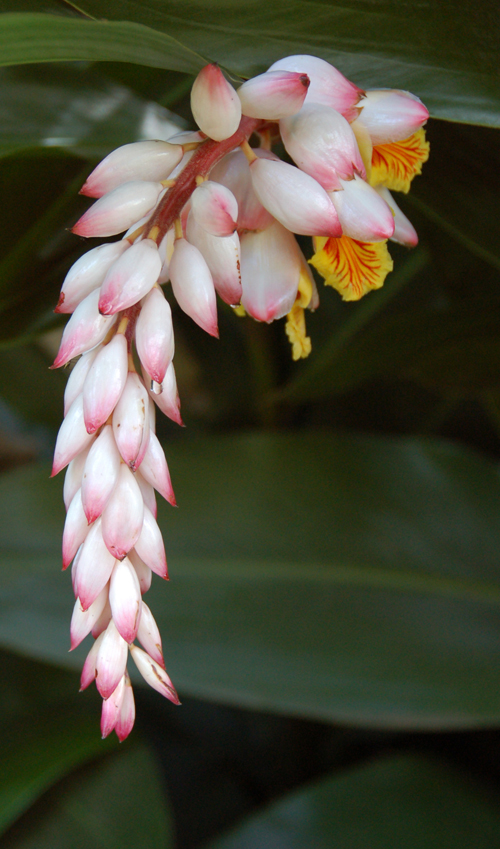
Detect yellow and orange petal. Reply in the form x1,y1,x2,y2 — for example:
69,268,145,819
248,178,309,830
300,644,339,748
310,235,393,302
369,129,430,194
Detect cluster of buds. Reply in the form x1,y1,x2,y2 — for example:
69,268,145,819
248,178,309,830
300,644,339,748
51,54,429,739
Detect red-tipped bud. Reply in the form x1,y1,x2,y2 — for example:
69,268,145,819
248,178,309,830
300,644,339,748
169,238,218,337
75,518,117,611
51,289,117,370
130,645,180,704
109,557,142,643
249,158,342,237
82,334,128,433
95,620,128,700
186,213,242,306
112,372,151,470
81,425,121,524
358,89,429,145
72,181,162,238
238,70,309,119
190,64,241,141
52,394,95,477
269,55,364,121
280,103,366,191
101,465,145,560
190,181,238,237
134,506,168,580
329,175,395,242
135,287,174,385
240,221,301,322
81,140,183,198
98,239,161,316
57,242,129,313
62,488,89,569
137,602,165,668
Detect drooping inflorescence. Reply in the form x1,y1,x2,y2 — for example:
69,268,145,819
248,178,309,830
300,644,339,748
51,55,429,740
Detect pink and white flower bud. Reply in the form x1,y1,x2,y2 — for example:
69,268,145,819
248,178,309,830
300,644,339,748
137,602,164,668
329,175,395,242
80,632,104,691
269,55,364,121
240,221,301,322
145,363,183,427
51,289,117,369
191,64,241,142
81,141,184,198
186,213,242,306
374,186,418,247
109,556,142,643
100,674,125,739
129,549,153,595
75,518,117,610
82,334,128,434
72,181,163,238
64,444,92,511
64,347,101,416
52,394,95,477
130,645,180,704
95,620,128,700
91,597,112,638
81,425,122,524
98,239,162,315
70,586,108,651
135,287,174,385
56,242,130,314
280,104,365,191
71,545,83,597
115,673,135,741
112,372,151,470
169,238,218,337
358,89,429,145
135,471,157,518
210,149,275,231
138,431,176,506
249,158,342,237
62,488,89,569
190,181,238,237
134,505,168,580
238,70,310,119
101,464,145,559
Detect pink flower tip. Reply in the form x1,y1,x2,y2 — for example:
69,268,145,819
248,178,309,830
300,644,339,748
79,180,96,198
54,293,66,313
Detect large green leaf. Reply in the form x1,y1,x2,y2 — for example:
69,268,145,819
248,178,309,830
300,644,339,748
0,652,118,836
206,754,500,849
279,296,500,402
3,745,173,849
1,433,500,728
0,65,184,160
0,4,499,126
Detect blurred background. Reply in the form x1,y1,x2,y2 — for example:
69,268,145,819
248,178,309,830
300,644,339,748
0,2,500,847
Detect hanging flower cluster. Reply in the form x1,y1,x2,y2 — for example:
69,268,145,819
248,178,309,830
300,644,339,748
51,54,429,740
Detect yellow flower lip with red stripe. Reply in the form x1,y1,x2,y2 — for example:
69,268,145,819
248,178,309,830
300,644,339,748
370,129,430,194
311,235,394,302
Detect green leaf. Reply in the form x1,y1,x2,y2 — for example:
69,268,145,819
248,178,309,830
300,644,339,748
206,754,500,849
3,745,173,849
1,3,499,126
280,296,500,403
0,652,118,836
408,121,500,272
0,64,184,160
0,12,206,74
1,433,500,728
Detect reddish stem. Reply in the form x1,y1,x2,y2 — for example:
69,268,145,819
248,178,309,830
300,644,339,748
147,116,261,243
